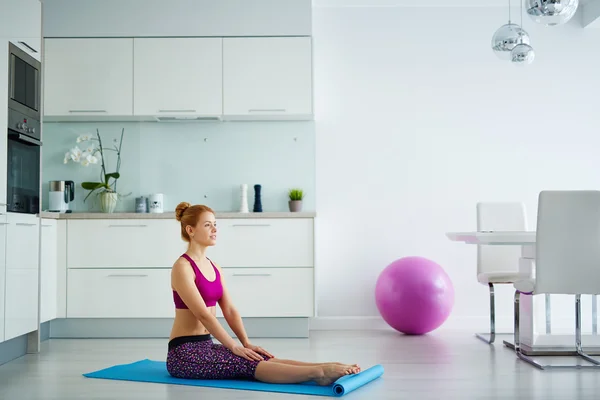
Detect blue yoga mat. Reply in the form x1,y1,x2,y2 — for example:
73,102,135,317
83,359,383,397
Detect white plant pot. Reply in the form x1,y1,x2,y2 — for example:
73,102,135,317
100,192,118,213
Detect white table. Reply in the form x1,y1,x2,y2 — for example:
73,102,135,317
447,231,600,356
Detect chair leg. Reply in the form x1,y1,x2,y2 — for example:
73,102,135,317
514,292,600,370
476,282,496,344
545,294,551,334
593,295,597,335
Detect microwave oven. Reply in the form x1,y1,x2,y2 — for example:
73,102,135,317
8,41,41,121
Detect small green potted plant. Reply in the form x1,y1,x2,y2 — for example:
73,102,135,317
288,188,304,212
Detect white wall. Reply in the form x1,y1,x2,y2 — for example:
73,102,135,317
42,0,312,37
312,3,600,332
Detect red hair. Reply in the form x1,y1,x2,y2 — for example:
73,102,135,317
175,202,215,242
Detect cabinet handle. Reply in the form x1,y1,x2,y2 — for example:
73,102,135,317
158,109,197,113
42,224,53,227
69,110,107,113
16,223,36,226
232,273,272,277
248,109,286,112
231,224,271,227
0,223,8,225
108,224,148,228
106,274,149,278
18,41,37,53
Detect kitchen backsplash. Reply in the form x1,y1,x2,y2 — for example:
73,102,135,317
41,121,315,213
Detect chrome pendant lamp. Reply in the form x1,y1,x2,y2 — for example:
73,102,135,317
491,0,531,61
526,0,579,26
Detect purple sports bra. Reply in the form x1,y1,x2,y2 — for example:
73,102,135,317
173,254,223,309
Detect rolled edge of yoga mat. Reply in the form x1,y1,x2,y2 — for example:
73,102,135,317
331,364,384,396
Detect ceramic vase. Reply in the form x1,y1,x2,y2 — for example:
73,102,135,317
100,192,118,213
289,200,303,212
239,184,249,213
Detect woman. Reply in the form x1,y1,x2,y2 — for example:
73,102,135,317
166,202,360,385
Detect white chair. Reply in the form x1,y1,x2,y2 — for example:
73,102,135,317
513,190,600,369
476,202,551,344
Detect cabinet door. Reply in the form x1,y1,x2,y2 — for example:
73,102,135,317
134,38,223,118
223,37,313,120
0,213,7,343
41,219,58,323
5,213,39,340
0,41,7,211
43,38,134,118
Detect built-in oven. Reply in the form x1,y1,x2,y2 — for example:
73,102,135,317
6,41,42,214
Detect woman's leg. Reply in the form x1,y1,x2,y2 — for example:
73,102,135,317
254,361,355,385
267,358,361,373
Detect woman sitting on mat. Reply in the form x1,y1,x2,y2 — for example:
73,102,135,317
166,202,360,385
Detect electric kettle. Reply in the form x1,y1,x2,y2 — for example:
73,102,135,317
48,180,75,212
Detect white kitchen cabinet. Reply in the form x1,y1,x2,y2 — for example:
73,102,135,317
67,269,174,318
43,38,134,119
0,0,41,40
133,38,223,119
5,213,39,341
207,218,314,267
0,213,7,343
222,37,313,120
216,267,314,318
41,219,58,323
67,219,186,268
0,40,8,212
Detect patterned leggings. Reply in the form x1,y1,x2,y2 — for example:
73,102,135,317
166,334,271,380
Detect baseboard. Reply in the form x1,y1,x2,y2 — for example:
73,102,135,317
48,317,310,339
0,335,28,366
309,316,515,333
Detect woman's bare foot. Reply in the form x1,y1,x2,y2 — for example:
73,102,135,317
315,364,356,386
327,362,361,374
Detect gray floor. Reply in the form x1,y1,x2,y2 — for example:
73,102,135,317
1,330,600,399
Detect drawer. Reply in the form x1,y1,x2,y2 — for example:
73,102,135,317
207,218,313,267
67,219,187,268
216,267,314,318
67,268,175,318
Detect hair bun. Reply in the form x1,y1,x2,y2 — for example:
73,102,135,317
175,202,191,221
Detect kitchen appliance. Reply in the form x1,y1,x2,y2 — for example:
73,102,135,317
6,41,42,214
149,193,164,213
48,180,75,213
8,41,41,121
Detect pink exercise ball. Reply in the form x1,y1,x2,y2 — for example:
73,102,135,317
375,256,454,335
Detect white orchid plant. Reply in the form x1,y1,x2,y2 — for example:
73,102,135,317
64,128,124,202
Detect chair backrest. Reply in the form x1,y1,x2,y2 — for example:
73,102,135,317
477,202,528,276
535,190,600,295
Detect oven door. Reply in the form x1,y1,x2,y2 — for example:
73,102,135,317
7,130,41,214
8,42,41,120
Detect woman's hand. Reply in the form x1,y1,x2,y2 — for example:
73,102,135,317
244,343,274,359
231,345,264,361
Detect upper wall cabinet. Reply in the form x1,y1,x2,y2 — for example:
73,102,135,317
222,37,313,120
133,38,223,120
43,39,134,120
42,36,313,122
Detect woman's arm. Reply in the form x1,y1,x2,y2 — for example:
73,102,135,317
216,266,251,346
171,259,239,350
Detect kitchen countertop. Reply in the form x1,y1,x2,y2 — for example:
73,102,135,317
39,211,316,219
